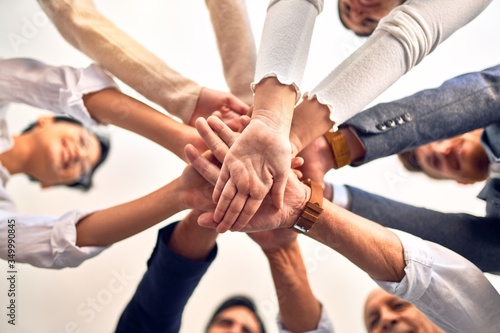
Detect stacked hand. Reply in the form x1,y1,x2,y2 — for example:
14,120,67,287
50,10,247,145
189,87,251,131
185,116,309,233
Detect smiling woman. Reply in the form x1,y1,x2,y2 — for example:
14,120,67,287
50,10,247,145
19,116,104,189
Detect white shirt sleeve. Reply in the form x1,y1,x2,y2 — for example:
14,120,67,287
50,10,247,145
278,302,335,333
376,229,500,333
253,0,324,97
307,0,493,125
0,58,119,126
0,207,108,269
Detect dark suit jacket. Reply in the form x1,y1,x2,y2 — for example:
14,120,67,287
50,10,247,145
115,222,217,333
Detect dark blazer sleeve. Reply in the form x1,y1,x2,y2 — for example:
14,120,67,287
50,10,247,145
344,64,500,165
347,185,500,274
115,222,217,333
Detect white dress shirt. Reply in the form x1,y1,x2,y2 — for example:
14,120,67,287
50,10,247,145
0,58,118,268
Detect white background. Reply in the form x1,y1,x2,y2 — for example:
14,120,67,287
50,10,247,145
0,1,500,332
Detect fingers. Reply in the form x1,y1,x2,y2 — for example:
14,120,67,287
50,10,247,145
206,116,238,148
227,95,251,115
231,198,262,231
270,174,287,210
291,156,304,169
198,212,219,229
195,117,229,163
239,115,251,129
213,180,238,223
215,192,249,233
185,144,220,185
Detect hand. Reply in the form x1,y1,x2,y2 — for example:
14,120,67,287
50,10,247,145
247,228,298,254
176,150,220,212
185,117,308,233
297,135,335,185
212,117,292,232
189,87,251,131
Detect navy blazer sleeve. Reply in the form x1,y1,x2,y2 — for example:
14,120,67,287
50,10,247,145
347,185,500,274
345,64,500,165
115,222,217,333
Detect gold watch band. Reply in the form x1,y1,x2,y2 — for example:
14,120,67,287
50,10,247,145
324,130,351,169
292,179,324,234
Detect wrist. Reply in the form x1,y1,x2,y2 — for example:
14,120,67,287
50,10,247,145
263,238,300,259
290,179,323,234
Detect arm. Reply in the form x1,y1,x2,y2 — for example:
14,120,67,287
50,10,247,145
115,211,218,333
205,0,256,105
189,117,500,332
37,0,250,124
346,185,500,274
289,0,493,153
82,88,205,161
248,230,324,332
76,154,216,247
297,64,500,181
0,58,204,161
307,0,493,126
37,0,200,123
206,0,324,232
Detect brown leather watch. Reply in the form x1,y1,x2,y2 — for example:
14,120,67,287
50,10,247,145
292,179,324,234
324,130,352,169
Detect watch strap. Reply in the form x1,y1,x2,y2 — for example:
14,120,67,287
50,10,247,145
324,130,351,169
292,179,324,234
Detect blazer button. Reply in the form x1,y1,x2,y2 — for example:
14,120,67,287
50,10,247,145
376,123,387,131
395,116,404,124
385,119,396,127
402,113,412,122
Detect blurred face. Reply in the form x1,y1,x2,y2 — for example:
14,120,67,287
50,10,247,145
29,117,101,187
364,289,443,333
208,306,261,333
338,0,404,36
414,129,489,184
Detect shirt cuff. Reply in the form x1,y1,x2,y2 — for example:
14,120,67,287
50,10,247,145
332,183,350,209
59,63,120,126
277,302,335,333
50,209,109,269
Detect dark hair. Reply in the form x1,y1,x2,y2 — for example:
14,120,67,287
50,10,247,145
397,150,422,172
205,295,266,333
22,116,110,191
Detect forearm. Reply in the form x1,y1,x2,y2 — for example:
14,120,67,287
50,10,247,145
76,178,185,246
205,0,256,105
83,88,200,161
265,240,321,332
252,77,297,133
309,0,493,125
289,98,333,155
168,210,218,260
348,185,500,273
307,200,405,282
38,0,201,123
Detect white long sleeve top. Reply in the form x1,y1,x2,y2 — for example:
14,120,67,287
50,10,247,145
254,0,493,124
0,58,118,268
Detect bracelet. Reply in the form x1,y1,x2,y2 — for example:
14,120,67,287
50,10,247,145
324,130,351,169
292,179,324,234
